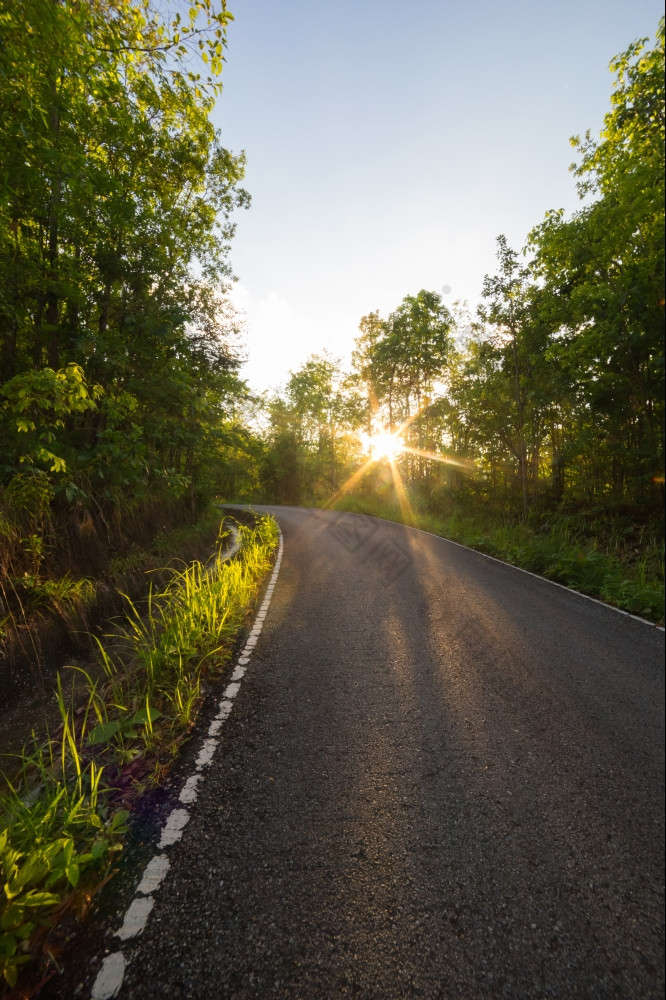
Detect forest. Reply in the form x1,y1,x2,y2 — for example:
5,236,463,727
0,4,664,665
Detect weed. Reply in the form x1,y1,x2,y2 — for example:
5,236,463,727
0,514,279,990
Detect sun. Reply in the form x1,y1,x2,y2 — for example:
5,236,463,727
364,430,405,462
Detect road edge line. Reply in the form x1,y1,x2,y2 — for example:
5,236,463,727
328,508,664,632
89,528,284,1000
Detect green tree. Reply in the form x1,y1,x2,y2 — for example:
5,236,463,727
262,356,364,503
480,237,532,514
352,291,452,482
0,0,250,582
528,19,665,503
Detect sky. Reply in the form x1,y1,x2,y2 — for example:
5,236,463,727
211,0,664,394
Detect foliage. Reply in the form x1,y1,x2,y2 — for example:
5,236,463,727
526,18,664,505
0,0,252,600
261,354,364,503
353,290,452,434
344,23,664,518
0,515,278,988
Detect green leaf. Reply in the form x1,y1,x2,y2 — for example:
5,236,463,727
0,932,17,960
13,922,34,941
108,810,130,834
20,890,61,907
128,706,163,726
0,905,22,932
65,864,80,888
87,720,122,745
91,841,107,861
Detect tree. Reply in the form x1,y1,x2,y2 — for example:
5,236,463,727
352,291,452,482
0,0,250,582
480,237,532,514
527,19,665,504
262,356,364,503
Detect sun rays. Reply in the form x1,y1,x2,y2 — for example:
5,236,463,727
325,407,476,515
360,430,405,462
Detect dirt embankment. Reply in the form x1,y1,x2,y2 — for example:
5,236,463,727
0,513,238,763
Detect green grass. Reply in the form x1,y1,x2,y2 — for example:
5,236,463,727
1,506,231,675
332,495,664,625
0,514,278,991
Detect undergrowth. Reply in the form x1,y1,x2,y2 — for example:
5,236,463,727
0,489,229,685
0,514,278,991
333,495,664,624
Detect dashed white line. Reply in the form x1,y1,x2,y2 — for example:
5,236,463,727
217,699,233,720
179,774,202,805
91,952,125,1000
136,854,170,894
117,896,155,940
89,529,284,1000
194,739,218,771
158,807,190,847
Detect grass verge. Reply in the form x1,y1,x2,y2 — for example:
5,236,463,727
0,502,235,701
331,495,664,625
0,513,278,993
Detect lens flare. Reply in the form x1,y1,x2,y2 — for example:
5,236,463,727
362,431,405,462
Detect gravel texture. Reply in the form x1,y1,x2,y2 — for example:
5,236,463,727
40,507,664,1000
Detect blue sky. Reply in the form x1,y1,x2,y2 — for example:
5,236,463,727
211,0,664,393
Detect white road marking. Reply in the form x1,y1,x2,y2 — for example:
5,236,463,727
179,774,202,804
158,807,190,847
357,511,664,631
117,896,155,940
137,854,170,895
91,952,125,999
90,529,284,999
195,739,218,770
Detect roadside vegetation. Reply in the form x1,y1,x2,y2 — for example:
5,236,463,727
0,0,258,686
0,514,278,992
332,494,664,623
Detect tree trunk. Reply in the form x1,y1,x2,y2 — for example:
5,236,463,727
46,76,62,370
510,324,528,517
0,316,17,383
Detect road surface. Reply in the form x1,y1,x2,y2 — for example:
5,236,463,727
44,507,665,999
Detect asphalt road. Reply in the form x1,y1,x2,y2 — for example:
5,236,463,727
47,507,665,999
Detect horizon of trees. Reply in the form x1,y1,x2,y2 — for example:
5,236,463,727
260,20,664,518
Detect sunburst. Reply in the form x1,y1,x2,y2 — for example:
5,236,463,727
361,430,405,462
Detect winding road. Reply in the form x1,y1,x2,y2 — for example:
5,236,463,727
45,507,664,999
